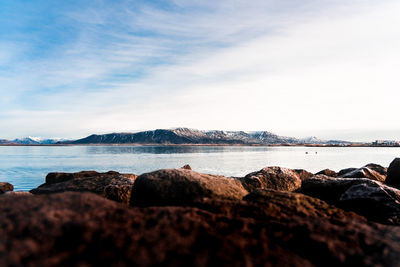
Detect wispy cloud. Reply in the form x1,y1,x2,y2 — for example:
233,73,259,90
0,0,399,141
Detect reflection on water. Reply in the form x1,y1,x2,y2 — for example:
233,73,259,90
1,145,399,191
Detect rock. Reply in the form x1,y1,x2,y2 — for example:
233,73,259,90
338,164,386,182
1,192,400,266
0,182,13,194
240,166,301,192
293,169,314,181
315,169,337,177
301,176,400,225
30,171,137,204
337,168,357,177
386,158,400,188
4,191,32,196
131,169,248,207
181,164,192,170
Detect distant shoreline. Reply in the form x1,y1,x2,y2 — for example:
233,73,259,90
0,143,398,147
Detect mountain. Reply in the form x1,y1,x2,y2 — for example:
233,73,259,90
69,128,350,145
11,137,68,145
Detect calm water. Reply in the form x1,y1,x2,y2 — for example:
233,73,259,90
0,145,399,191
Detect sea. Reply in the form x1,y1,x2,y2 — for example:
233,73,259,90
0,145,399,191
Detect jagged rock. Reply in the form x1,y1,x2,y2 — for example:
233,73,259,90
1,192,400,266
181,164,192,170
337,168,357,177
301,176,400,225
0,182,13,194
315,169,337,177
240,167,301,192
386,158,400,188
293,169,314,181
30,171,137,204
131,169,248,207
338,163,387,182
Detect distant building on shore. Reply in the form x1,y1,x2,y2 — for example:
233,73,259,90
372,140,400,146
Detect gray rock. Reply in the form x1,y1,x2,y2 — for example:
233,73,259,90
301,176,400,224
338,163,386,182
386,158,400,188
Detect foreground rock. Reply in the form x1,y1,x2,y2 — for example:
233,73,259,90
338,163,387,182
30,171,137,204
293,169,314,181
386,158,400,188
1,192,400,266
301,176,400,224
240,166,302,192
131,169,247,206
0,182,13,194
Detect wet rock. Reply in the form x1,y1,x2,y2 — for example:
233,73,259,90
386,158,400,188
30,171,137,204
293,169,314,181
301,176,400,225
338,164,386,182
1,192,400,266
240,166,301,192
315,169,337,177
131,169,248,207
181,164,192,170
0,182,13,194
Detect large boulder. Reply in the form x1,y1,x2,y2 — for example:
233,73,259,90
386,158,400,188
293,169,314,181
315,169,337,177
0,182,13,194
1,192,400,266
337,168,357,177
131,169,248,207
338,163,387,182
240,166,302,192
301,176,400,225
30,171,137,204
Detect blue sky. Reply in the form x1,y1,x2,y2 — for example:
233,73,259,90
1,0,399,141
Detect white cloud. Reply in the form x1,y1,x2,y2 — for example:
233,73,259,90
1,0,399,141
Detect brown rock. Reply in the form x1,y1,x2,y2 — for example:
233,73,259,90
1,192,400,266
131,169,248,207
315,169,337,177
240,166,302,192
30,171,137,204
0,182,13,194
386,158,400,188
181,164,192,170
293,169,314,181
338,163,386,182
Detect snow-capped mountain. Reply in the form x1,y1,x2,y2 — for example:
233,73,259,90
11,137,67,145
69,128,347,145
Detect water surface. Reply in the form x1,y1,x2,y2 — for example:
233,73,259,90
0,145,399,191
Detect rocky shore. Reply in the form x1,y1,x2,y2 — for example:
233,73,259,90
2,159,400,266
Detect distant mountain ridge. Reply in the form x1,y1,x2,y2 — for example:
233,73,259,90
68,128,351,145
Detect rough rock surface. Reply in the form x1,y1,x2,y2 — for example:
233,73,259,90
339,163,387,182
0,182,13,194
240,166,302,192
1,192,400,266
30,171,137,204
337,168,357,177
293,169,314,181
386,158,400,188
315,169,337,177
131,169,248,206
301,176,400,224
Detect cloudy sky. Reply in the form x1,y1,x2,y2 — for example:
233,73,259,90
0,0,399,141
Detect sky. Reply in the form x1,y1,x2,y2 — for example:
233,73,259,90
0,0,399,141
